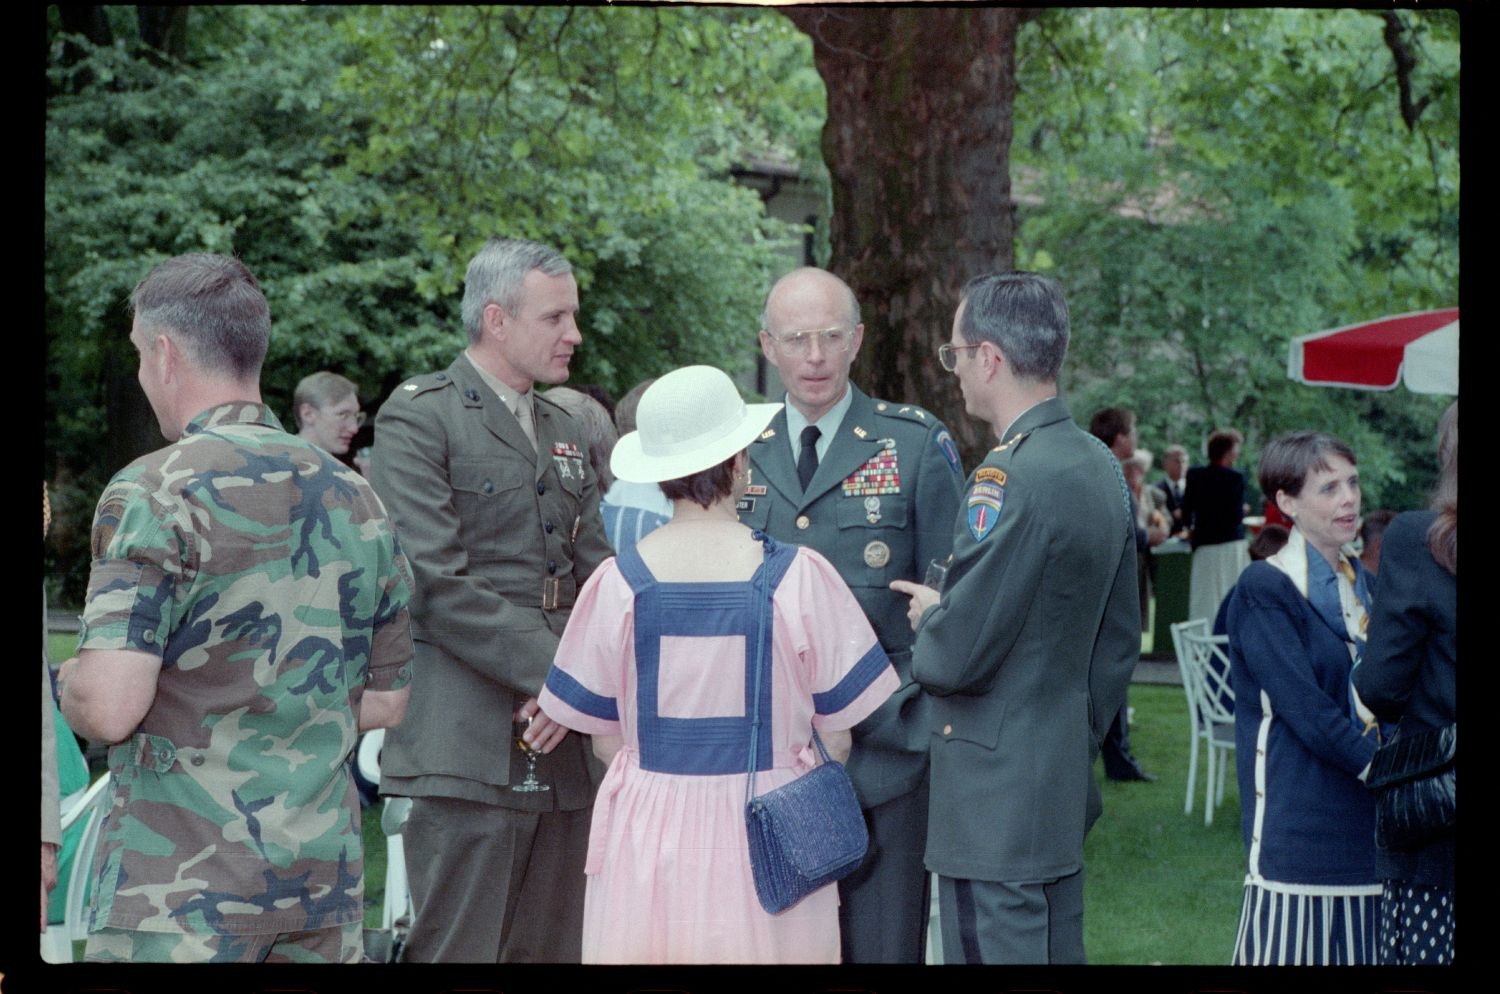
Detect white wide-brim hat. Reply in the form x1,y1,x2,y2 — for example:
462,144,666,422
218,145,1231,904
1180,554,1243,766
610,365,782,484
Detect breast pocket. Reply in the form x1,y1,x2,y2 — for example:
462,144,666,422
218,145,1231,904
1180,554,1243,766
450,460,530,560
834,493,913,587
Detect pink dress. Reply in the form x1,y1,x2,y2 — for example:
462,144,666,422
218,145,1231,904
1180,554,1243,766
539,537,898,964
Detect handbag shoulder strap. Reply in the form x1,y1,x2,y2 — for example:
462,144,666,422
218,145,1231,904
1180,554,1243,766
745,532,832,803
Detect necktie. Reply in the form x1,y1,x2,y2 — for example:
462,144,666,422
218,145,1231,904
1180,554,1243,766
797,425,821,491
514,395,537,451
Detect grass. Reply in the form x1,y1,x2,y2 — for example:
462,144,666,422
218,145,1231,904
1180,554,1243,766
1083,683,1246,964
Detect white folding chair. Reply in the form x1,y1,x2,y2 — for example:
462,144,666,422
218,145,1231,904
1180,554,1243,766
40,773,111,963
1170,619,1211,818
357,729,413,960
1177,625,1237,825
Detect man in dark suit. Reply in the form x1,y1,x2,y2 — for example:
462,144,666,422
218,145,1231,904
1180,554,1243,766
1155,444,1189,536
1088,406,1158,783
892,272,1139,964
370,237,612,962
741,267,963,963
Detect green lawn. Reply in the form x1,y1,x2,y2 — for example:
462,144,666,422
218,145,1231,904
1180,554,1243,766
1084,683,1245,964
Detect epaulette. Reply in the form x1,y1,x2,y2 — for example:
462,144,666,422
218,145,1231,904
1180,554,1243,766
393,372,455,400
991,429,1032,454
871,400,937,429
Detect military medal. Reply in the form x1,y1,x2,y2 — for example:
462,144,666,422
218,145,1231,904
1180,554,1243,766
863,540,891,569
841,441,902,497
864,495,882,524
551,440,585,480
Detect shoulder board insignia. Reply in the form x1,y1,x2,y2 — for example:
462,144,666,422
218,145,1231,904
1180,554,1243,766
976,466,1007,486
880,403,936,427
402,383,419,392
992,429,1031,453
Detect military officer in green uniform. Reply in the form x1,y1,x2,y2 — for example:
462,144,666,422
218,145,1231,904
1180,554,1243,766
739,267,963,963
892,272,1139,965
370,238,613,962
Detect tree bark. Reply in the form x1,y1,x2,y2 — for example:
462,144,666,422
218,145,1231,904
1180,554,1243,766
784,6,1029,471
138,6,190,61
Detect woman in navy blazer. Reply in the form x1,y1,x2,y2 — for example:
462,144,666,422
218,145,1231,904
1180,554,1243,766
1223,431,1379,965
1353,401,1457,965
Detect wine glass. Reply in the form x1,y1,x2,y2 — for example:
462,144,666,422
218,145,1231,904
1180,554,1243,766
511,717,550,793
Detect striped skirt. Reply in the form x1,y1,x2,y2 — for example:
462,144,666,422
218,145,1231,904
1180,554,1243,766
1231,880,1381,965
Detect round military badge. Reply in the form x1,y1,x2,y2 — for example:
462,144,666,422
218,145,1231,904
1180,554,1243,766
796,514,811,530
863,540,891,568
864,495,882,524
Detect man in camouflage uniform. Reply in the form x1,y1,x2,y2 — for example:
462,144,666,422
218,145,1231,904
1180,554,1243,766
59,253,415,964
740,267,963,963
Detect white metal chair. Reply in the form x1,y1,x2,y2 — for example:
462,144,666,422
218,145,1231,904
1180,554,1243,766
40,773,111,963
357,729,413,961
1171,620,1237,825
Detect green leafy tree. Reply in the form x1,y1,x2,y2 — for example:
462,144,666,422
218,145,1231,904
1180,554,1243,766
1011,8,1456,510
45,4,824,604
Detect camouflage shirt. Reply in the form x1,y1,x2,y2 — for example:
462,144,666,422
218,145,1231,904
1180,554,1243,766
78,402,415,935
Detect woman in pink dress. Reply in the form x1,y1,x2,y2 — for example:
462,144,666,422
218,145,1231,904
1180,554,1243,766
536,365,898,964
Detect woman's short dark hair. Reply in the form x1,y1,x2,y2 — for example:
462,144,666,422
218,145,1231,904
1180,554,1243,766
1248,524,1290,561
659,454,736,510
1257,430,1357,502
1206,429,1243,464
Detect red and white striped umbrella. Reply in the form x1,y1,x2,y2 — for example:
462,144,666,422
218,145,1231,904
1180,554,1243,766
1287,308,1458,395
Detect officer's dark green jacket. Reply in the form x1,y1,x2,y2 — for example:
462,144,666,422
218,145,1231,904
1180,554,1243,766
740,384,963,807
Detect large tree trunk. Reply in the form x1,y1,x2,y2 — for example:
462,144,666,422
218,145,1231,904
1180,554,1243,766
784,6,1029,472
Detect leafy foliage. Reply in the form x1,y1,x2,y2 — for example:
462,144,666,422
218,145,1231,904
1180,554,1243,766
1013,8,1457,510
44,5,823,604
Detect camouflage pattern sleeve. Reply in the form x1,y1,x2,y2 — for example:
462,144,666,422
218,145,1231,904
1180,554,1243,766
77,474,181,659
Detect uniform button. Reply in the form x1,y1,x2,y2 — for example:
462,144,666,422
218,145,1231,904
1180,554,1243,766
481,480,495,495
466,388,479,401
537,482,546,495
795,515,811,530
157,748,172,763
143,629,156,644
435,372,447,381
942,724,952,736
547,561,558,575
190,754,205,767
545,521,554,534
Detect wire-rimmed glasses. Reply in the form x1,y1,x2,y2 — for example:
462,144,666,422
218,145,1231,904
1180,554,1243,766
937,342,982,372
766,326,855,357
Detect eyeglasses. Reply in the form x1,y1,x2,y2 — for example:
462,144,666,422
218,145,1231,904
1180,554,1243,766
328,409,367,427
766,327,855,357
937,343,982,372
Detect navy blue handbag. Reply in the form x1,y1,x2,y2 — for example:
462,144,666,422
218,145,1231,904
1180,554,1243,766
743,534,868,915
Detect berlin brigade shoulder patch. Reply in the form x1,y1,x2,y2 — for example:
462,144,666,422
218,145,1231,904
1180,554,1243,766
936,429,962,476
967,479,1005,541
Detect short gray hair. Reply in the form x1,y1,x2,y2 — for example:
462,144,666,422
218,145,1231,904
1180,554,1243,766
958,272,1069,383
759,267,861,333
130,253,270,381
461,238,573,344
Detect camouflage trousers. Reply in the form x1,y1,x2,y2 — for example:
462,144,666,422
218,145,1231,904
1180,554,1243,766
85,921,362,963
